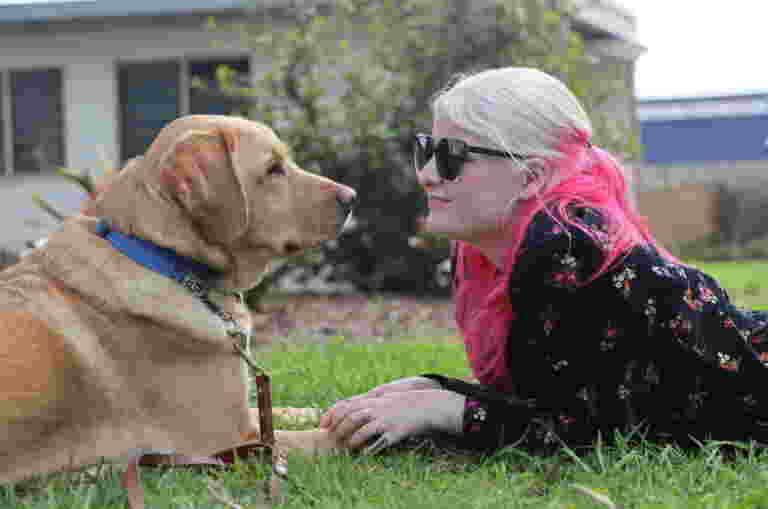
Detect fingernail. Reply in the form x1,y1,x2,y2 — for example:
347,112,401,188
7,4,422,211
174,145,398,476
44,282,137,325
362,434,390,455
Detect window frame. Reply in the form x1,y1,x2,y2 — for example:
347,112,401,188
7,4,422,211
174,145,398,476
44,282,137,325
116,53,251,163
0,67,66,174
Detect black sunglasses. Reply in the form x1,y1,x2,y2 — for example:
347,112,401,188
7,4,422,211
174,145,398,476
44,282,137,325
413,133,527,182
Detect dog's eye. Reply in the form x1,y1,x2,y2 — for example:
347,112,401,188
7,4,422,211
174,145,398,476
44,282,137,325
267,163,286,177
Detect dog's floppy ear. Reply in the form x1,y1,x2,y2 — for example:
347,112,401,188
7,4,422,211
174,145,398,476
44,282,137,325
160,129,218,210
160,128,250,244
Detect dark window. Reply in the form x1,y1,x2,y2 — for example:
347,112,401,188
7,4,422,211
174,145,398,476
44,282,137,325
11,69,64,173
189,58,250,116
119,61,180,161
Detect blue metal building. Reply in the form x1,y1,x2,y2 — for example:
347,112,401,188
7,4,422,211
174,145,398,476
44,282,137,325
638,93,768,165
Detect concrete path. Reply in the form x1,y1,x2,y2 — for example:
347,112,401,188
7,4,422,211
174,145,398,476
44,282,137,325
0,174,89,254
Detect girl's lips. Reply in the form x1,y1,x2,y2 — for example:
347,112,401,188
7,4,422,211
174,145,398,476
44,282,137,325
428,196,452,208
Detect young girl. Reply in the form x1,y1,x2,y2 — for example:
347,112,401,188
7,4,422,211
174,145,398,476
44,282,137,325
319,67,768,454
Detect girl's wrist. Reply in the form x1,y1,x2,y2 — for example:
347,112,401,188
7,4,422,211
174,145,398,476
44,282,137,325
463,398,489,434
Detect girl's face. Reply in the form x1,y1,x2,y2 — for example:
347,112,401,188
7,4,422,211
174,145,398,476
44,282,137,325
417,118,527,243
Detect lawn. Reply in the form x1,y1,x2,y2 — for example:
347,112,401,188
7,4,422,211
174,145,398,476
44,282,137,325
689,260,768,310
3,260,768,508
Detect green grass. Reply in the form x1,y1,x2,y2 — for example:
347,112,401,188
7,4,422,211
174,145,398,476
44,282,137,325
4,260,768,508
689,260,768,310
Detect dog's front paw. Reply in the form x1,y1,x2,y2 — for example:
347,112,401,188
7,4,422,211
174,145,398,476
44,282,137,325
274,429,345,455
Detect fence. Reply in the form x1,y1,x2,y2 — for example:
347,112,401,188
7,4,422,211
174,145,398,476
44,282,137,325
636,182,720,250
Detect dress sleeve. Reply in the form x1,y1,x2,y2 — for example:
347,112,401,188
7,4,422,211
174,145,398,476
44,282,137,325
419,373,536,451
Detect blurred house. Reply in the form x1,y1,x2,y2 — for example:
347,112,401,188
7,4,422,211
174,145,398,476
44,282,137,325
0,0,643,175
637,92,768,188
636,92,768,249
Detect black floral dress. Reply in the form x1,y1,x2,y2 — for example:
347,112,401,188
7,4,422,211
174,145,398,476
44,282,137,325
423,206,768,453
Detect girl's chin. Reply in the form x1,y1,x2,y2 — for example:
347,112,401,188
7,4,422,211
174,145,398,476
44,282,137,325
422,215,486,243
423,216,459,236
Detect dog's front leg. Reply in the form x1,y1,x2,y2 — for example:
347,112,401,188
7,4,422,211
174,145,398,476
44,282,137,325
245,408,344,454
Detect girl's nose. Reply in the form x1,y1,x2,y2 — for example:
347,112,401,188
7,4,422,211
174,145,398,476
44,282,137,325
417,159,441,190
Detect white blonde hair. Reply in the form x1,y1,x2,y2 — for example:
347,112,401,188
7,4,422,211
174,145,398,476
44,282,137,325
431,67,593,161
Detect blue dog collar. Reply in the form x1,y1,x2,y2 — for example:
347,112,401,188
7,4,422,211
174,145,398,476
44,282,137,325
95,219,221,290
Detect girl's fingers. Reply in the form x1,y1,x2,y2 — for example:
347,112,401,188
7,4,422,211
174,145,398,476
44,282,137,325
321,397,375,431
320,378,439,428
318,401,349,431
332,407,375,441
352,422,408,452
318,411,332,429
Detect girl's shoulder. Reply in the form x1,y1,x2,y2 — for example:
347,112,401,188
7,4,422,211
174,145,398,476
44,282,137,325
524,205,608,247
510,205,610,291
526,207,732,304
515,205,691,292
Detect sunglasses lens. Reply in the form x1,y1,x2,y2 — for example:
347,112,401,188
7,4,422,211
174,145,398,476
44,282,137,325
439,157,462,181
435,138,466,181
413,135,468,181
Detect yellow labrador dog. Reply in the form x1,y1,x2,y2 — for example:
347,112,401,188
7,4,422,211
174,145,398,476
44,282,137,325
0,115,349,483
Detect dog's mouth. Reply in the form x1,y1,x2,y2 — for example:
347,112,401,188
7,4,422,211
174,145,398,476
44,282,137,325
340,212,356,234
283,242,302,256
276,212,355,257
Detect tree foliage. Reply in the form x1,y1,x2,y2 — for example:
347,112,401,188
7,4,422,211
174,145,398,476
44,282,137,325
208,0,640,298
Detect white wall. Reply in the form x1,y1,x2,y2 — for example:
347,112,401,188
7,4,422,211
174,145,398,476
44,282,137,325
0,22,252,172
62,59,118,173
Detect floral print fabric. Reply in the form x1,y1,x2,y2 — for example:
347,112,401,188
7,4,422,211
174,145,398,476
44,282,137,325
432,207,768,452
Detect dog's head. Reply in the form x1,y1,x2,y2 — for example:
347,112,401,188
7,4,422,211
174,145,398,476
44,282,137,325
90,115,356,292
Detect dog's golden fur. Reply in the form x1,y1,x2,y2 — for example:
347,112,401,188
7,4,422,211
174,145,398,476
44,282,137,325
0,115,347,483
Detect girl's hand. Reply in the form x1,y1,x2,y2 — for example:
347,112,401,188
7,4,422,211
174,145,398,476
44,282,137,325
358,376,443,398
319,376,442,429
320,389,466,453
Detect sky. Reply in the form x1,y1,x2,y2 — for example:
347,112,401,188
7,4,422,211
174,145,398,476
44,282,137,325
627,0,768,99
1,0,766,99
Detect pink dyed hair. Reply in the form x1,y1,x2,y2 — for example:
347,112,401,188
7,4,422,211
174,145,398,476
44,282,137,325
501,129,678,283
